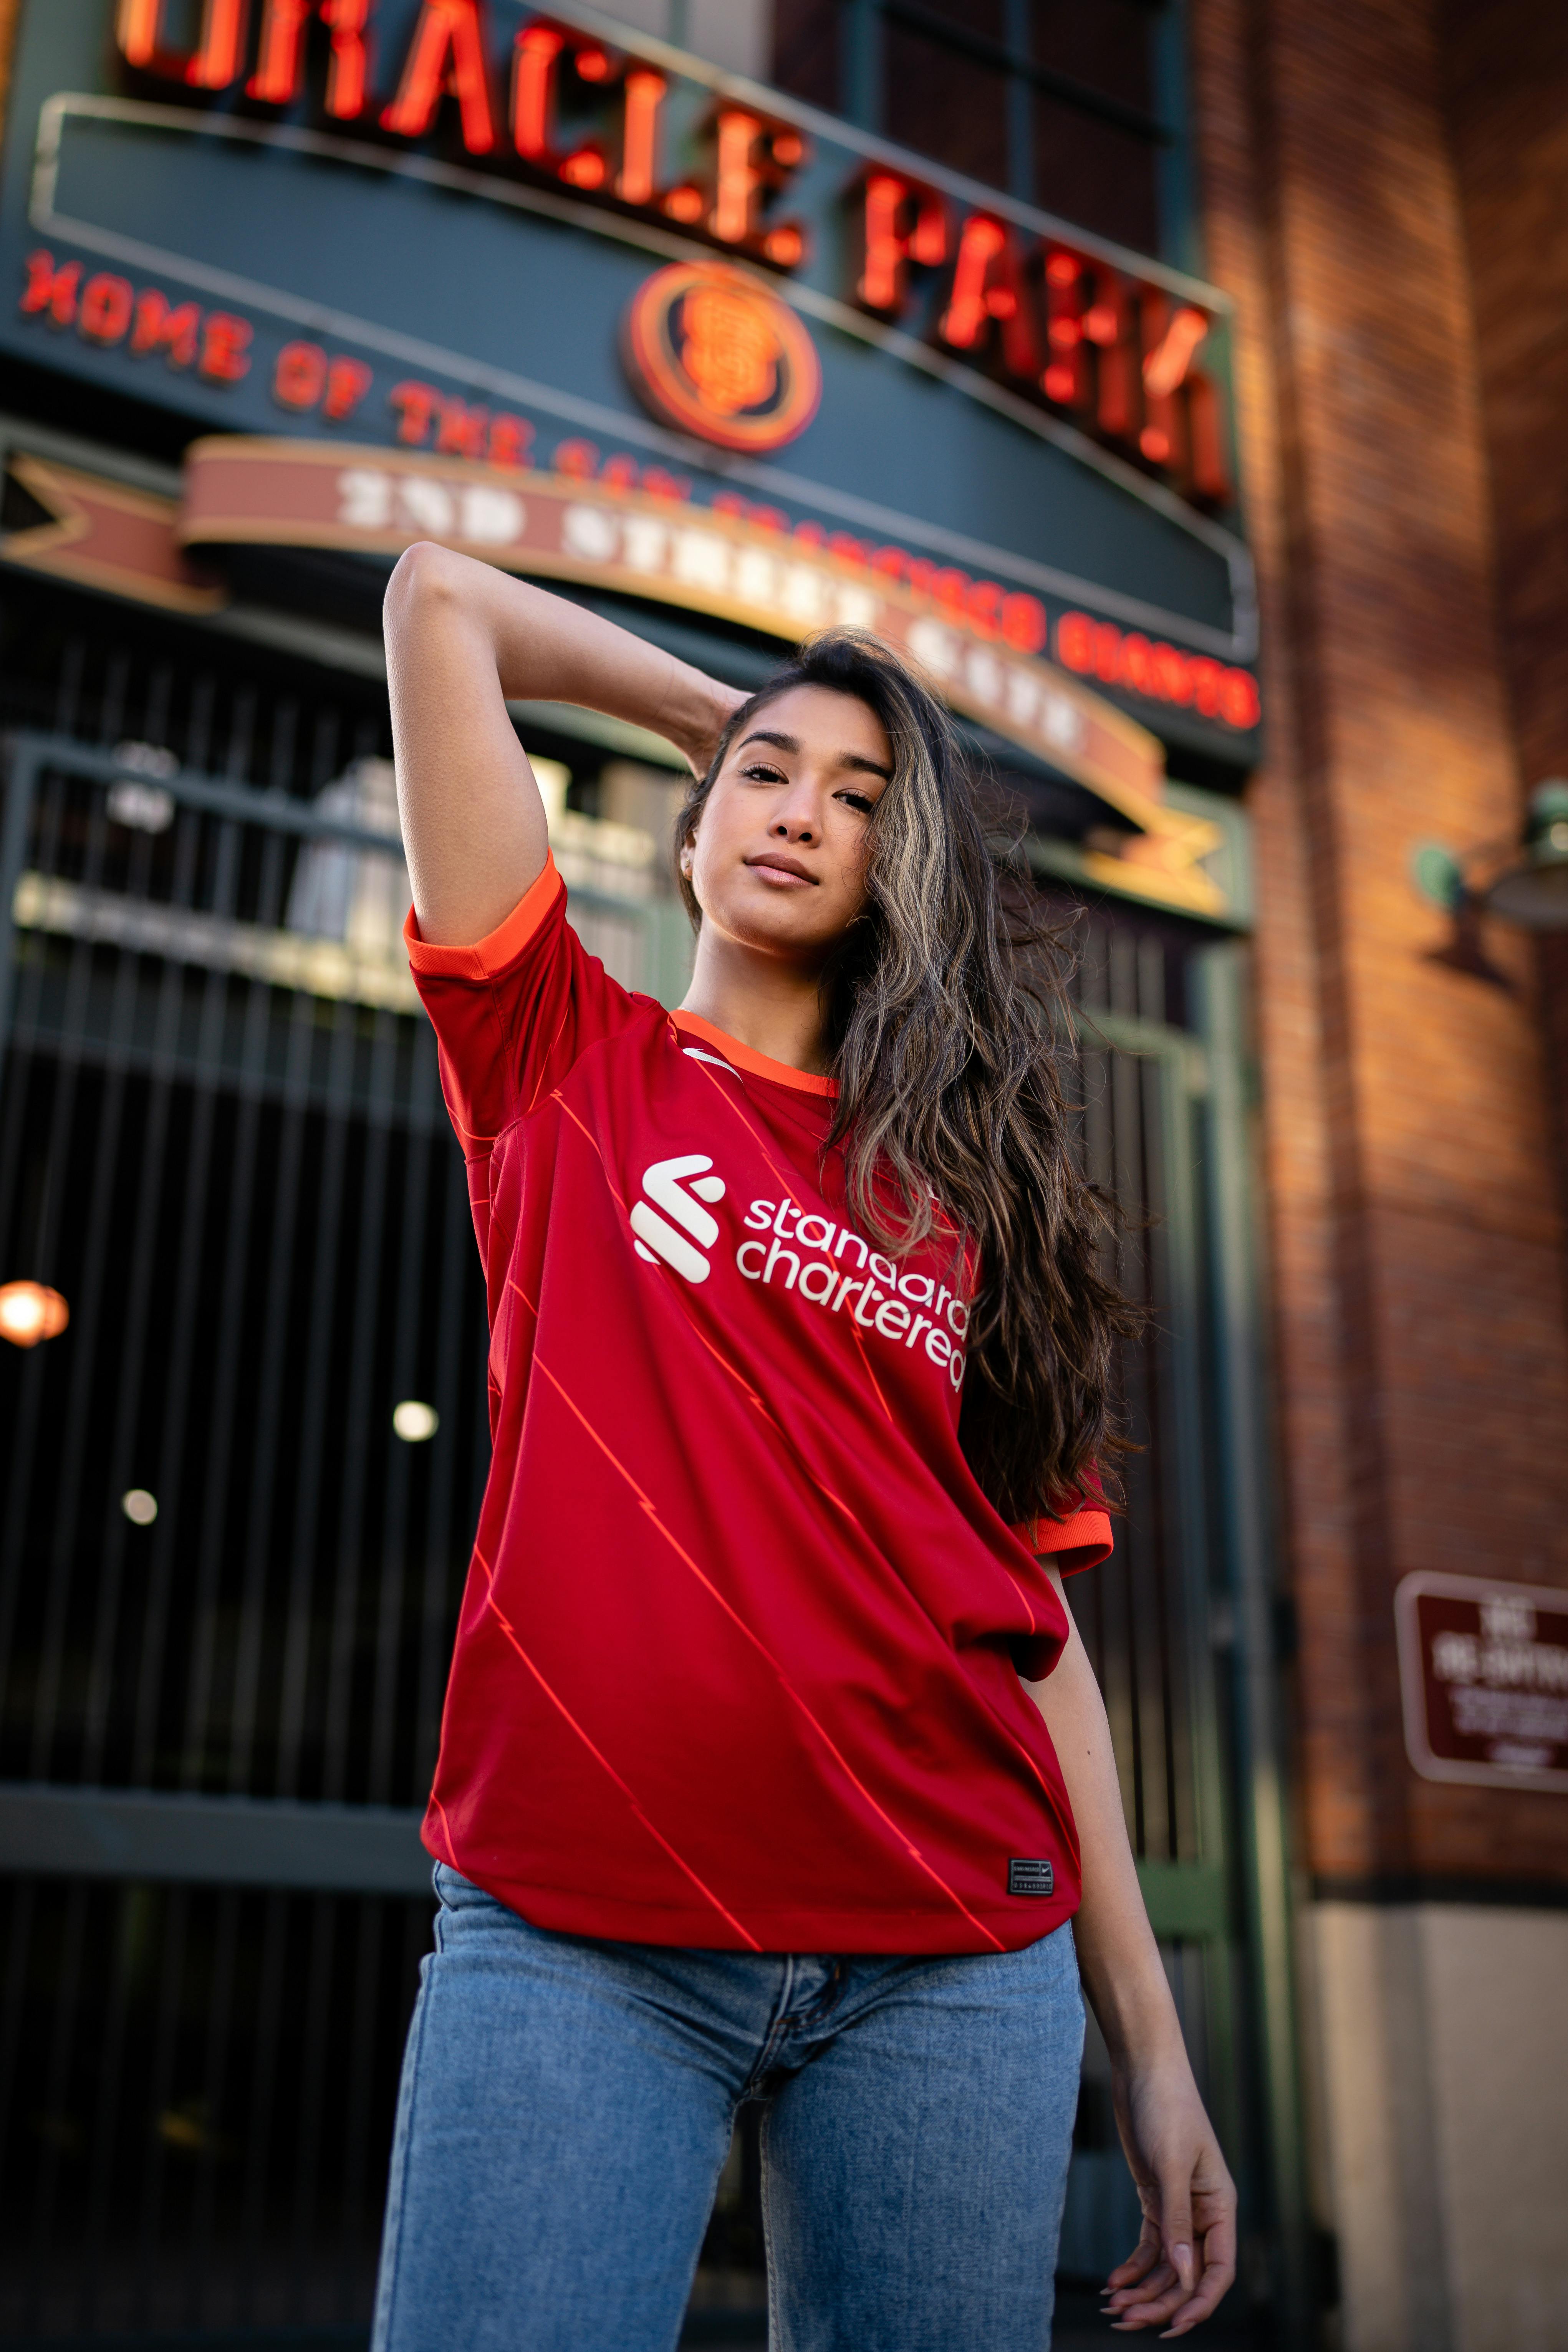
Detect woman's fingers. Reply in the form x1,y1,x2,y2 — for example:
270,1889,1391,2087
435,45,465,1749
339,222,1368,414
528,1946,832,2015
1159,2209,1238,2336
1102,2148,1237,2333
1156,2165,1196,2297
1105,2223,1164,2289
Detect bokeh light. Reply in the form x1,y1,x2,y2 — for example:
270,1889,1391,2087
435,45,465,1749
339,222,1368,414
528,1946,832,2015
0,1281,69,1347
392,1400,439,1442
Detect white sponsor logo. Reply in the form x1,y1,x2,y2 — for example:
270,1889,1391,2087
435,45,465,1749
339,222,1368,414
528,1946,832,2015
630,1154,727,1283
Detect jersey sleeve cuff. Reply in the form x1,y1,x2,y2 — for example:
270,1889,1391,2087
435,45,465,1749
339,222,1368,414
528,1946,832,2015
1019,1507,1114,1573
404,855,563,980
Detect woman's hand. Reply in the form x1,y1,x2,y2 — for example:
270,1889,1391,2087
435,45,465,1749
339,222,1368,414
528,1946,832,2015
670,675,747,781
1101,2058,1237,2334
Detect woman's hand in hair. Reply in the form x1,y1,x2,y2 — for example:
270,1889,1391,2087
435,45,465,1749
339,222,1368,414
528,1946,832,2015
1100,2064,1237,2335
676,676,749,781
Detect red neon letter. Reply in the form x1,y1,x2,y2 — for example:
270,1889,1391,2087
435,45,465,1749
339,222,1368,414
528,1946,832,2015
389,381,439,443
199,313,253,381
711,109,764,244
249,0,372,117
79,273,135,344
382,0,497,155
618,68,666,205
511,21,562,160
274,338,328,407
939,214,1038,378
435,398,488,458
487,414,533,468
116,0,248,88
19,251,82,328
1056,613,1095,674
324,356,373,418
858,173,946,313
130,290,202,367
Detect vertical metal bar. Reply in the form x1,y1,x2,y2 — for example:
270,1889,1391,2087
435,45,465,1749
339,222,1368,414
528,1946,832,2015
1111,1041,1151,1850
322,1009,400,1802
1003,0,1033,202
1193,941,1310,2341
53,804,169,1778
1151,0,1200,276
78,1882,143,2333
237,1890,290,2327
127,825,233,1785
177,820,265,1793
842,0,883,131
26,777,133,1779
226,790,310,1791
133,1885,189,2329
369,1117,434,1805
0,739,40,1051
338,1896,386,2314
0,1880,38,2325
275,1001,362,1800
25,1879,91,2334
188,1888,241,2327
290,1896,339,2321
81,757,205,1771
414,1118,481,1797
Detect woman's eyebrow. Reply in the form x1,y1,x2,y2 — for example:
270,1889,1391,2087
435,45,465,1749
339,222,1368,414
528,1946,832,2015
738,729,891,782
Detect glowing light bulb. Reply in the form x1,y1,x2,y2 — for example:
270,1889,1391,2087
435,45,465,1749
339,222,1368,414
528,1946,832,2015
122,1489,158,1526
0,1281,69,1347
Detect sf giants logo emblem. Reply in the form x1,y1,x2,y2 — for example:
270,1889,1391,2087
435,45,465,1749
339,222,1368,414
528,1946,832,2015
631,1155,727,1284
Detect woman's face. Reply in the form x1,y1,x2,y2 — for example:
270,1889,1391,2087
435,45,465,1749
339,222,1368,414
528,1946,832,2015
682,685,893,965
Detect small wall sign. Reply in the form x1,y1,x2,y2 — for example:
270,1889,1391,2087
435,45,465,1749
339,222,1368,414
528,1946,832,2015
1395,1571,1568,1793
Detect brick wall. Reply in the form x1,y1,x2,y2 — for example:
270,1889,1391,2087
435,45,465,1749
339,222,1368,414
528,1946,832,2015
1188,0,1568,1891
1441,0,1568,1298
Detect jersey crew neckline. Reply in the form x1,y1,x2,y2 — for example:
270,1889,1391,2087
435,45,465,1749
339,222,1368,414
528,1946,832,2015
407,861,1112,1953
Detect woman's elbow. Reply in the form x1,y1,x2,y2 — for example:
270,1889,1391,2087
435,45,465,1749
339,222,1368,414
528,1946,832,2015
384,539,470,636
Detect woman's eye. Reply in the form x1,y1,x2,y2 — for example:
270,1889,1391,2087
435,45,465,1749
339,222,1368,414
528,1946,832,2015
742,763,786,784
838,790,875,814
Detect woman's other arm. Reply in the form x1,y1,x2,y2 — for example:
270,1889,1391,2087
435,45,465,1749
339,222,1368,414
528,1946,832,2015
1022,1571,1237,2335
383,545,741,947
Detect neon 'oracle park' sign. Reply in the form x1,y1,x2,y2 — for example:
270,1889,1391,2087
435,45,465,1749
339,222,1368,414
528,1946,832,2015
112,0,1234,508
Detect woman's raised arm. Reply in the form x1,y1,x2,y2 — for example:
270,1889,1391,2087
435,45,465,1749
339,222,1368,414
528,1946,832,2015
383,543,741,948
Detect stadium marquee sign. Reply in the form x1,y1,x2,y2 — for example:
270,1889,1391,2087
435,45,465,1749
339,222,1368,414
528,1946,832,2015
110,0,1235,508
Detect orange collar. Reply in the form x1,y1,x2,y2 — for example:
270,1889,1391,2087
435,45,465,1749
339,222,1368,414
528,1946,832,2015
671,1010,836,1096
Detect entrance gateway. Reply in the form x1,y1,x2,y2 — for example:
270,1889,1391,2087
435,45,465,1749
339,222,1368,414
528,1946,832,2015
0,1,1301,2336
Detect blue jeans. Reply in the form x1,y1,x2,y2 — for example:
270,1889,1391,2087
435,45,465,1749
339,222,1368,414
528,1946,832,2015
372,1864,1084,2352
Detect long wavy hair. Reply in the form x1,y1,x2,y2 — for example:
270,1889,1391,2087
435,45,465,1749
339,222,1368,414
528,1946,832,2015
674,627,1139,1527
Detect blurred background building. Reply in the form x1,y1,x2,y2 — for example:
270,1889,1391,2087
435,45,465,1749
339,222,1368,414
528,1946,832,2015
0,4,1561,2349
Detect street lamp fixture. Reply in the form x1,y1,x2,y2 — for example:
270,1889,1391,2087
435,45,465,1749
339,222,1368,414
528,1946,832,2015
1485,780,1568,930
1414,779,1568,939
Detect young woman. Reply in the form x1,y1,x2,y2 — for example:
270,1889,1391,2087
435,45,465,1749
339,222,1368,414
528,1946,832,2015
374,545,1236,2352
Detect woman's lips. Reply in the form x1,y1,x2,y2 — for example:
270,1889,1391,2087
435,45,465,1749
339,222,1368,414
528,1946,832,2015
745,854,816,886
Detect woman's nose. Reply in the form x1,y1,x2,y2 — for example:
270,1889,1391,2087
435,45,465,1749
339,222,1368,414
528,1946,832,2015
771,812,815,843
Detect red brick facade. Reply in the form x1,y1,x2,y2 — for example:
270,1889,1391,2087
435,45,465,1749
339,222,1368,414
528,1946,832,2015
1189,0,1568,1890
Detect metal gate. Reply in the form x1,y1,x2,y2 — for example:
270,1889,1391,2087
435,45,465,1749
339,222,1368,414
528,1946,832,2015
0,624,1298,2340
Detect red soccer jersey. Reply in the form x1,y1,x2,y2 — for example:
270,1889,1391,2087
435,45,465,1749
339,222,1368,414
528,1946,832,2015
407,856,1111,1953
